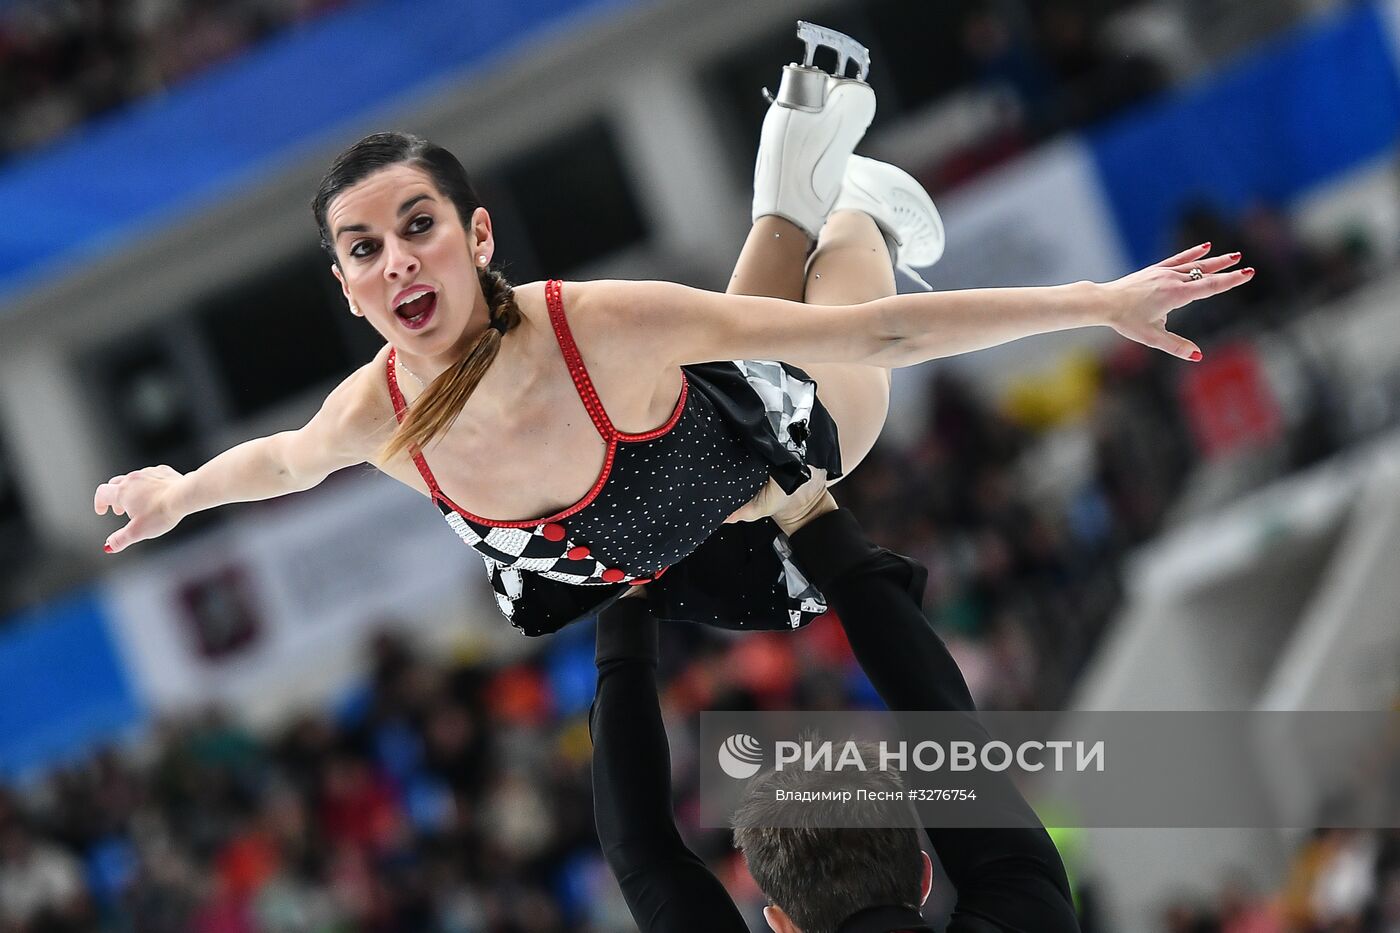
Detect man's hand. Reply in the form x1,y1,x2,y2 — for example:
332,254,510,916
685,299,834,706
724,472,838,536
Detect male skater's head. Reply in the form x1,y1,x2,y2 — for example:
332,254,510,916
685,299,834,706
732,753,933,933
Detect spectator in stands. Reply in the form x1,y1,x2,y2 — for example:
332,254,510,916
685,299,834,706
0,819,89,929
1033,1,1168,129
0,0,354,164
959,2,1055,132
1214,874,1282,933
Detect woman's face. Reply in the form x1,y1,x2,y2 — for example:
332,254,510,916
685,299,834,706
327,163,493,356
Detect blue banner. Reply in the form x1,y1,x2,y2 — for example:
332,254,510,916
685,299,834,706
0,591,143,778
0,0,641,306
1090,2,1400,266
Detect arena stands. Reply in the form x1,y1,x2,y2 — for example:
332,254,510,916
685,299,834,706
0,0,1397,929
0,0,354,163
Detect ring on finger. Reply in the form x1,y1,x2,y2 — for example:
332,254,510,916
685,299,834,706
1189,266,1204,281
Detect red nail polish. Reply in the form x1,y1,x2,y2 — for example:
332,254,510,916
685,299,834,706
103,544,114,554
1189,350,1203,362
1243,267,1256,277
1230,252,1242,260
1200,242,1211,250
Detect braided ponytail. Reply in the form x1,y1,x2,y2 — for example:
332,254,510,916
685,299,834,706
311,132,525,466
379,265,521,462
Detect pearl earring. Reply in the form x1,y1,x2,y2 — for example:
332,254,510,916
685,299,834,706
477,254,488,265
350,302,361,316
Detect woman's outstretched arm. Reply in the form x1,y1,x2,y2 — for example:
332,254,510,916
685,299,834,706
580,244,1249,371
94,361,389,553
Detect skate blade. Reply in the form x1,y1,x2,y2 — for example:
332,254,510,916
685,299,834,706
796,20,870,81
897,261,934,292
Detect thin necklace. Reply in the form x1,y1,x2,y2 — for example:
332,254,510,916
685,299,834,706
396,354,427,391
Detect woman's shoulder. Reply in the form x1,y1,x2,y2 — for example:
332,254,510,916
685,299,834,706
522,279,621,346
537,278,668,326
514,277,654,313
322,346,399,459
512,278,632,343
510,278,696,366
508,279,549,324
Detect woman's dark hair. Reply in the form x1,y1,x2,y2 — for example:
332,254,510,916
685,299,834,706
312,131,521,462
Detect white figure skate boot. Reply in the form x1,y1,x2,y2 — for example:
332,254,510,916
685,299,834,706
831,155,946,290
752,21,877,239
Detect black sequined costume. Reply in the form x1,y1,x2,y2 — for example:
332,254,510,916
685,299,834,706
386,280,843,636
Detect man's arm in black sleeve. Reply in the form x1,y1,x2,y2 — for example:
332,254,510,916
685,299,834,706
788,507,1080,933
590,596,750,933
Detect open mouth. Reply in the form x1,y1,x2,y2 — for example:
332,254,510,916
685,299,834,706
393,291,437,330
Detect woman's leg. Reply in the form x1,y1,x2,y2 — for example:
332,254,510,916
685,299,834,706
725,210,896,481
724,46,897,478
726,216,811,301
798,209,896,478
730,29,875,301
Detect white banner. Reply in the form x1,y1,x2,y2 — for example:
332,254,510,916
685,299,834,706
885,137,1130,444
914,136,1130,292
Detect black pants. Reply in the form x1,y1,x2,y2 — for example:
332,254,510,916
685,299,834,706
591,508,1080,933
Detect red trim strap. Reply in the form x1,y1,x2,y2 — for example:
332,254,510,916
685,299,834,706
385,348,442,502
545,279,687,442
547,279,616,442
380,281,686,529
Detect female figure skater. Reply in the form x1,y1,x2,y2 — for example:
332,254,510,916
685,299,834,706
94,25,1251,636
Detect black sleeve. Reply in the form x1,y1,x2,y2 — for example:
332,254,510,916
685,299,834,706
590,597,750,933
789,508,1080,933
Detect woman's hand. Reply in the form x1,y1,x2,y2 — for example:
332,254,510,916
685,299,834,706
94,465,187,553
1099,243,1254,361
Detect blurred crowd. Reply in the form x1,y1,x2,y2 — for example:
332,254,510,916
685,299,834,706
925,0,1172,189
1162,830,1400,933
884,0,1343,196
0,629,1395,932
959,1,1162,122
3,0,1335,172
0,632,610,933
0,0,353,162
